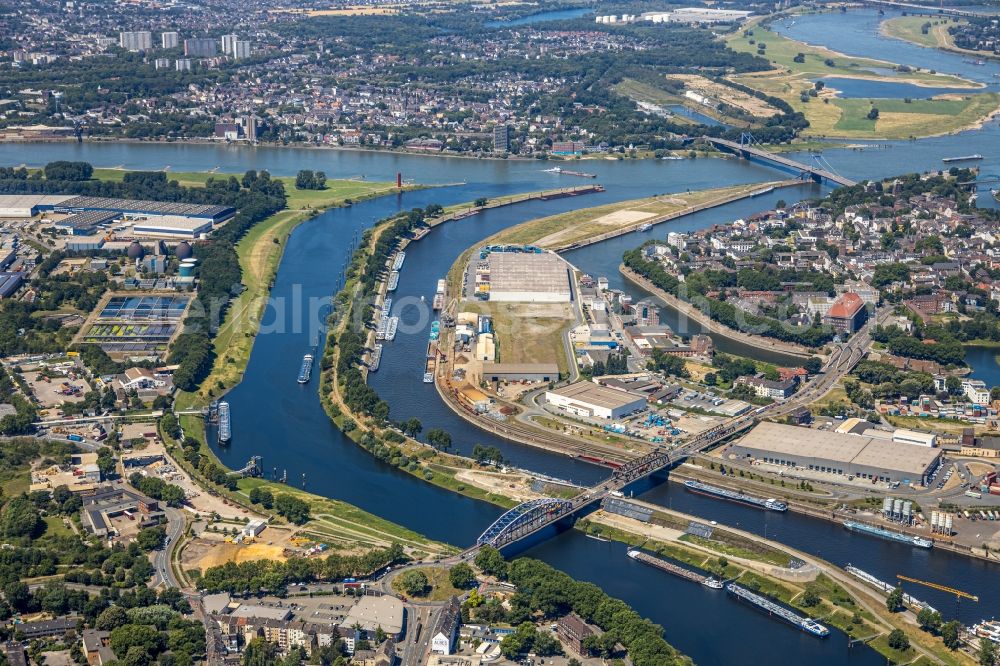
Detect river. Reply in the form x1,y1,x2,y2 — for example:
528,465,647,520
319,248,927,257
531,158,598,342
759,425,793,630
6,9,1000,661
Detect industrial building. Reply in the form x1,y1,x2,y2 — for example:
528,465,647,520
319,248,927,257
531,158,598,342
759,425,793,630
132,216,214,238
546,381,647,420
481,362,559,383
478,251,571,302
0,194,74,217
0,272,22,299
729,422,941,485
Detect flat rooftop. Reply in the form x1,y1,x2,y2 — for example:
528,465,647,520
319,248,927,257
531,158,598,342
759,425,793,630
342,595,404,634
548,381,646,409
487,252,571,296
737,421,940,476
0,194,74,210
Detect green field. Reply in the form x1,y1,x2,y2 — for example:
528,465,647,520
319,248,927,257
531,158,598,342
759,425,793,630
881,16,958,49
725,19,999,139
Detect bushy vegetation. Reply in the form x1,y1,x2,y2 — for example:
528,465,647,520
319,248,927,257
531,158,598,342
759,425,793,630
198,543,405,593
466,548,690,666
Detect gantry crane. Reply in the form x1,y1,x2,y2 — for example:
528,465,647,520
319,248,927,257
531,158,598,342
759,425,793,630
897,574,978,616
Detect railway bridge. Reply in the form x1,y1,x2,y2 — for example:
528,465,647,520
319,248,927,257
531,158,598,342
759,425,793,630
473,434,764,552
706,136,857,188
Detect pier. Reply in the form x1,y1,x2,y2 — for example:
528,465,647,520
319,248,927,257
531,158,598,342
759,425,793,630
706,137,857,187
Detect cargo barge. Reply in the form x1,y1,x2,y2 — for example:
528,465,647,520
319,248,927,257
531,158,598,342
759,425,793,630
217,401,231,444
844,565,937,614
843,520,933,548
297,353,314,384
726,583,829,637
683,480,787,512
942,154,983,163
384,316,399,341
544,166,597,178
627,550,723,588
369,344,383,372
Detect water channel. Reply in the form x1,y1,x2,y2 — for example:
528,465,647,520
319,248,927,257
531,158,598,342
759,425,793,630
5,9,1000,662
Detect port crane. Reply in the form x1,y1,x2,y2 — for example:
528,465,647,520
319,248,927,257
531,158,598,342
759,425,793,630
897,575,978,615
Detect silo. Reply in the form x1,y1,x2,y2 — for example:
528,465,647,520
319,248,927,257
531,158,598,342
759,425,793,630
893,499,904,521
931,511,940,533
903,501,913,525
945,514,954,536
883,497,894,516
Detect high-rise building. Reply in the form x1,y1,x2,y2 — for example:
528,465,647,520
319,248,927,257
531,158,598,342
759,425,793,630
161,31,179,49
493,124,510,153
175,58,192,72
233,40,251,60
183,38,217,57
221,34,238,56
240,116,258,142
119,31,152,52
154,58,171,69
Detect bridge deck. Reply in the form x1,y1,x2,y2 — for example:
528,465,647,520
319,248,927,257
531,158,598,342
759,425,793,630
708,138,856,187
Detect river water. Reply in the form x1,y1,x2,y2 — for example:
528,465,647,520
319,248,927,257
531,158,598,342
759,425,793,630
5,9,1000,662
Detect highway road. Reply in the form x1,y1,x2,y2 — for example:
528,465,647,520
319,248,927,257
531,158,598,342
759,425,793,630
153,506,186,589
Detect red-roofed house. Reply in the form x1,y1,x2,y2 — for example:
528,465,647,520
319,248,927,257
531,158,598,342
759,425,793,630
824,292,868,334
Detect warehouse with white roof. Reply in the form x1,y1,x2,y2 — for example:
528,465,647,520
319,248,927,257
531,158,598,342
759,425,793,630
729,421,941,485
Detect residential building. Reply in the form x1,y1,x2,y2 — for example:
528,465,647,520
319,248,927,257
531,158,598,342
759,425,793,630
735,375,797,400
824,292,868,334
493,124,510,153
964,379,991,405
119,31,152,52
430,597,461,655
556,613,595,656
184,37,217,57
161,31,179,49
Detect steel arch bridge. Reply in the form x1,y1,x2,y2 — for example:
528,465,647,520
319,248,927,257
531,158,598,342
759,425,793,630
477,498,573,548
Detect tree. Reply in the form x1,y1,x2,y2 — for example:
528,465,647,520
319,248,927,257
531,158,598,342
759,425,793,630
426,428,452,452
273,495,310,524
3,581,30,612
980,637,997,666
917,607,942,633
242,637,278,666
449,563,476,590
396,570,428,596
942,620,962,649
804,357,822,374
401,418,422,438
886,586,903,612
109,624,166,660
887,629,910,651
136,526,167,551
248,487,273,509
96,606,129,631
800,584,820,607
0,495,41,538
867,107,880,120
474,546,508,579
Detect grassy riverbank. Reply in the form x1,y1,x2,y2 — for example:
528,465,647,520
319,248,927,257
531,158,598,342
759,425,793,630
726,19,1000,139
881,16,964,50
487,181,794,249
580,514,972,666
163,414,455,557
166,175,411,410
